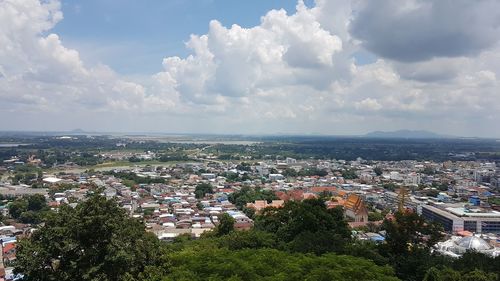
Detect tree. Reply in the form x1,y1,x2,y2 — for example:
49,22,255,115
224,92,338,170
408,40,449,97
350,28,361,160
383,183,398,191
380,211,443,256
423,267,497,281
422,167,436,175
255,198,351,254
27,194,47,211
368,211,384,222
228,186,277,209
341,169,358,179
379,211,445,281
8,194,48,224
15,194,162,281
423,267,461,281
194,183,213,199
214,213,235,236
151,248,400,281
374,167,383,176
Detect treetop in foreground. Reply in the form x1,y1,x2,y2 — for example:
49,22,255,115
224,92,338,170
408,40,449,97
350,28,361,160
15,194,162,281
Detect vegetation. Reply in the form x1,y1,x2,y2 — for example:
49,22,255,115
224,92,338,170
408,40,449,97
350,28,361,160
156,248,400,281
8,194,48,224
487,197,500,206
11,192,500,281
340,169,358,179
368,211,384,221
15,194,162,281
214,213,235,236
255,198,351,255
423,267,497,281
104,171,167,185
228,186,277,209
194,183,213,199
374,167,383,176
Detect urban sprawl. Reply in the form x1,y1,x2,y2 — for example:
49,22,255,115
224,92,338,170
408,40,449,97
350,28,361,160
0,135,499,279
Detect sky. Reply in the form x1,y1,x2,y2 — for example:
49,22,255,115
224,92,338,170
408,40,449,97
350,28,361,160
1,0,499,137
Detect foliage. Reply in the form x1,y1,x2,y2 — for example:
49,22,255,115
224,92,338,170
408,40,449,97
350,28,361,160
228,186,277,209
236,162,252,172
255,198,351,254
15,194,162,281
8,194,48,224
487,197,500,206
297,167,328,177
378,211,446,281
451,251,500,277
368,211,384,221
282,168,298,177
383,183,398,191
194,183,213,199
214,213,235,236
380,211,443,256
146,247,400,281
341,169,358,179
104,171,166,185
422,167,436,175
423,267,497,281
215,229,277,251
374,167,383,176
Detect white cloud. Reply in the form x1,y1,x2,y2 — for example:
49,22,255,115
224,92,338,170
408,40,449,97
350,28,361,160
0,0,499,137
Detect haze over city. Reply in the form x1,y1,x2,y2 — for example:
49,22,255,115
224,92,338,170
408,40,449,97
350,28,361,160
1,0,500,137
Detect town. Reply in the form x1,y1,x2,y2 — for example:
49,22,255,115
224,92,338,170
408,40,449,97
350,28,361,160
0,134,499,280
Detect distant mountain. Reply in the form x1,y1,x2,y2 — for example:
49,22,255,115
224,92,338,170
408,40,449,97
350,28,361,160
364,130,448,139
70,129,86,134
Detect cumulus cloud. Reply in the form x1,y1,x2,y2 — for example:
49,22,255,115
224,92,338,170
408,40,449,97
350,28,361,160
0,0,499,137
0,0,168,117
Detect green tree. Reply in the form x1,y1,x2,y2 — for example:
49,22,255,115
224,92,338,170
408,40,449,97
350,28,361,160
8,194,48,223
379,212,445,281
27,194,47,211
255,198,351,254
423,267,497,281
341,169,358,179
380,211,443,256
8,199,28,219
422,167,436,175
148,247,400,281
228,186,277,209
383,183,398,191
194,183,213,199
215,213,235,236
423,267,461,281
15,194,162,281
368,211,384,222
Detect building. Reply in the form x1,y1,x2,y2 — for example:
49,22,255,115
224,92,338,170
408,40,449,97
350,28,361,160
420,204,500,234
435,235,500,258
343,194,369,223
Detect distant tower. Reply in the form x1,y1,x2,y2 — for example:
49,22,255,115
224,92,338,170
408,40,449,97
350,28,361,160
398,187,409,213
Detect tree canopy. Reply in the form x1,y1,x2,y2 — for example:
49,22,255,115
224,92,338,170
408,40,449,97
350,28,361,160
255,198,351,254
194,183,213,199
228,186,277,209
153,248,400,281
15,194,162,281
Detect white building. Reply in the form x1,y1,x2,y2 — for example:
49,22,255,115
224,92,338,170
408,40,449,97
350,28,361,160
435,236,500,258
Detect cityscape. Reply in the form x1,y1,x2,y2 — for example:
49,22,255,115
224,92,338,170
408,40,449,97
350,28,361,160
0,134,499,280
1,0,500,280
